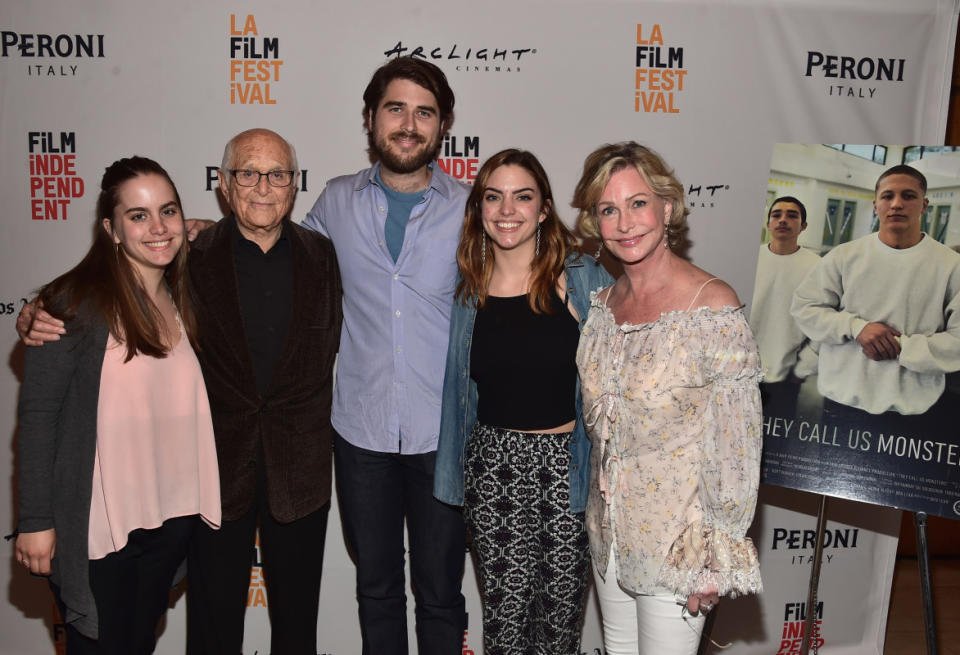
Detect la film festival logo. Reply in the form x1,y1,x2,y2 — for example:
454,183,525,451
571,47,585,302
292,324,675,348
803,50,905,99
383,40,535,73
229,14,283,104
247,532,268,608
634,24,687,114
27,131,85,221
1,29,104,77
436,135,481,184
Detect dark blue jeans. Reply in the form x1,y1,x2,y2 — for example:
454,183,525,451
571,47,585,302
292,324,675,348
334,433,467,655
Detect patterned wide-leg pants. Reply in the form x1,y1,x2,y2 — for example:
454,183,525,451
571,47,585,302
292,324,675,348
463,424,591,655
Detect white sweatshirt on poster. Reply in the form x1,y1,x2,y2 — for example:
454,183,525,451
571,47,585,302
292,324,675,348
791,233,960,414
750,244,821,382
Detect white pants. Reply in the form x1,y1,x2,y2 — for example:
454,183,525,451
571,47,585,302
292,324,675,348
594,549,705,655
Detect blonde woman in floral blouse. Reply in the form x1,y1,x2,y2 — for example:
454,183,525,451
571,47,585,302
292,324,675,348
572,142,763,655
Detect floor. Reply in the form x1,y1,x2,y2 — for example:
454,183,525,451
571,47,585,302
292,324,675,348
884,557,960,654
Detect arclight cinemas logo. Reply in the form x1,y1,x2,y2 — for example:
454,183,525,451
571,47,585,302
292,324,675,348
804,51,905,99
686,182,729,209
383,41,535,73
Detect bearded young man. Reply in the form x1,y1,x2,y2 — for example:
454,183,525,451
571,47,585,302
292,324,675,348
303,57,469,655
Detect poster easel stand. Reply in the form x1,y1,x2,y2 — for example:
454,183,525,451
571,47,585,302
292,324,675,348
914,511,939,655
800,494,828,655
798,499,939,655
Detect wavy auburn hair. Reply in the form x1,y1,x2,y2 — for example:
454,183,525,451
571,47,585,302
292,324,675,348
37,156,198,361
456,148,581,312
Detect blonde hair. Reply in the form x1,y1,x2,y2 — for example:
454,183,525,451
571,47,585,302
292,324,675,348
572,141,689,251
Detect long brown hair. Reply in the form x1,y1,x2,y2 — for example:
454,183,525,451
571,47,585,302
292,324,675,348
37,156,198,361
456,148,580,312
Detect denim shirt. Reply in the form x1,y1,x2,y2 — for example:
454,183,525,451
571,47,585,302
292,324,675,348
433,253,614,513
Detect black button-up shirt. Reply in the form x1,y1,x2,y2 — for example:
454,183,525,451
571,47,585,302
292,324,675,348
231,219,294,395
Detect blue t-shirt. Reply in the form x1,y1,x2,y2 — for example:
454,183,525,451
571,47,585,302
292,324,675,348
376,168,424,262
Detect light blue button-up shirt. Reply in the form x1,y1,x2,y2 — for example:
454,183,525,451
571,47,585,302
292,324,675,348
304,162,469,454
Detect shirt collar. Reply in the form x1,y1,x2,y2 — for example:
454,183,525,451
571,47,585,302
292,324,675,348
355,161,457,199
229,214,291,251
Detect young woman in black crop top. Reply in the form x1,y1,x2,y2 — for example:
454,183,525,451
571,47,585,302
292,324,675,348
435,149,611,655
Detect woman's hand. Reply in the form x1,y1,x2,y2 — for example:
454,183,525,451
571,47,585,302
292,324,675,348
15,529,56,576
686,585,719,615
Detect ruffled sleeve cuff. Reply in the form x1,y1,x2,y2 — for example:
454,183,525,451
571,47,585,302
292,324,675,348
656,520,763,598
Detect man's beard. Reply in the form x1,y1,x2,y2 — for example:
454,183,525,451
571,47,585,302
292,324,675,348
369,127,440,175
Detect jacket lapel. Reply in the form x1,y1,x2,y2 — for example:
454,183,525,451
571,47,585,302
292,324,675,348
191,217,259,398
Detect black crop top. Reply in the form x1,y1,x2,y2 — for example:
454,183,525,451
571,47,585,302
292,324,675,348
470,290,579,430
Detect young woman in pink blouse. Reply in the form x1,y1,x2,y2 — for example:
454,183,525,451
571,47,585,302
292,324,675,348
14,157,220,654
572,142,763,654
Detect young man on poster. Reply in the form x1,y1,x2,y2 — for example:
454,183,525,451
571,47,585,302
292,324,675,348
750,196,820,417
791,165,960,432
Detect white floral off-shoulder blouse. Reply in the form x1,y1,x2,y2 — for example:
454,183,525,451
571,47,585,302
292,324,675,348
576,291,764,597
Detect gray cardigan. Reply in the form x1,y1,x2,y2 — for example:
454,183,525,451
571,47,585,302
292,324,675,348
17,308,109,639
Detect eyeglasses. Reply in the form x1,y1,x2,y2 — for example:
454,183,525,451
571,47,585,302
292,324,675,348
229,169,296,187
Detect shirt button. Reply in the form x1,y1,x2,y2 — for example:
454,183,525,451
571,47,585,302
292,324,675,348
395,310,401,317
379,206,385,212
394,274,399,280
396,346,402,353
379,240,384,246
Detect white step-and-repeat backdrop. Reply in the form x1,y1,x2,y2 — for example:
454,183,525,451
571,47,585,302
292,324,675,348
2,1,956,653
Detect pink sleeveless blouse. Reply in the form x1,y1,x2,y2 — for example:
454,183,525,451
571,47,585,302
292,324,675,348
88,327,221,559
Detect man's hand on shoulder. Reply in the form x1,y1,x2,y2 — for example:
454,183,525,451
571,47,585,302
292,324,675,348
856,322,901,361
185,219,216,242
17,299,64,347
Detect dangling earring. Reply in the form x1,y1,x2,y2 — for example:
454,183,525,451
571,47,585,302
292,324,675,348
664,223,670,249
481,232,486,269
595,241,603,258
535,222,541,257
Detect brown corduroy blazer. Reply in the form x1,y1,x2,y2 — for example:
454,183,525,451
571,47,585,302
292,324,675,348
189,216,342,523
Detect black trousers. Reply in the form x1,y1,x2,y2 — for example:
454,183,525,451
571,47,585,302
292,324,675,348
334,433,467,655
186,469,330,655
59,515,197,655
